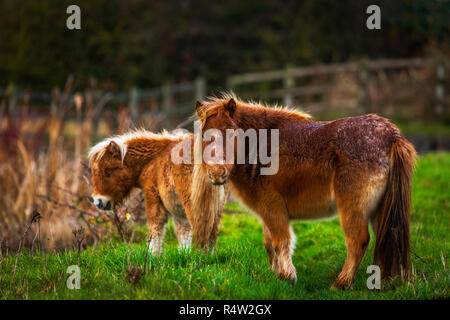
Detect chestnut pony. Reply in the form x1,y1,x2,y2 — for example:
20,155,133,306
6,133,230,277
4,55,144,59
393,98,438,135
88,130,226,254
195,93,416,288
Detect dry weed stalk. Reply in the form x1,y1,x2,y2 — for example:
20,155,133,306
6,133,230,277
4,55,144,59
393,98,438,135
126,266,144,288
1,77,154,253
11,210,41,281
72,227,85,266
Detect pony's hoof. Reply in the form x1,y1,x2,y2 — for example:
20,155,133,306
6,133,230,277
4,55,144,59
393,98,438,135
331,280,353,290
270,262,280,274
278,272,297,284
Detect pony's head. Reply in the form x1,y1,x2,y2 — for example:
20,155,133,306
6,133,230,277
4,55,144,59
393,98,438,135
195,95,239,185
88,140,136,210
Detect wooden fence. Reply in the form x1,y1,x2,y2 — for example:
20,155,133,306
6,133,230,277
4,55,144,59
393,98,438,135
1,57,448,128
227,58,448,118
0,77,206,129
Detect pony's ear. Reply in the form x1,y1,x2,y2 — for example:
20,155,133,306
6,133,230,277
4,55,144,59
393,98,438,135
108,141,121,159
224,98,236,117
195,101,204,114
195,101,206,118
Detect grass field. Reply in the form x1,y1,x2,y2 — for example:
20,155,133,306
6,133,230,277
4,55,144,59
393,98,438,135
0,152,448,300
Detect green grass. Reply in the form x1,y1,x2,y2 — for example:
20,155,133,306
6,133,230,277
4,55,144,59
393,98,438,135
1,153,449,300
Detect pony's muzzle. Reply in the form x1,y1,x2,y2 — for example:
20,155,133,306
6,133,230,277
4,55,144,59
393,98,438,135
92,195,112,211
207,167,228,185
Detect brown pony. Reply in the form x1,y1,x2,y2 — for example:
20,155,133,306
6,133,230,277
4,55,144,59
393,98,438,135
195,93,416,289
88,129,226,253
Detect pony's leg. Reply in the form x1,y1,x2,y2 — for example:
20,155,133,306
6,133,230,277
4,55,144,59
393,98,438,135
147,214,168,256
332,209,369,289
208,211,223,253
332,180,371,289
147,221,167,256
173,217,192,250
263,224,279,273
332,167,388,289
262,213,296,282
145,192,169,256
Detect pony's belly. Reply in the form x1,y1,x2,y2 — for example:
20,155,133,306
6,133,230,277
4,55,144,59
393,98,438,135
168,198,188,220
286,194,338,221
290,200,338,220
159,184,188,220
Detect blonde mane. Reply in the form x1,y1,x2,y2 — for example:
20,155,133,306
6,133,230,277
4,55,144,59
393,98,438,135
190,163,226,247
88,129,189,165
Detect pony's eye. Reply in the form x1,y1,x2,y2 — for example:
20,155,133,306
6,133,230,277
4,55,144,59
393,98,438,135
105,170,113,178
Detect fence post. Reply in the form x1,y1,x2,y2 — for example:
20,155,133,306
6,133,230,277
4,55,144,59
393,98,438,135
23,91,31,109
194,77,206,102
226,77,234,92
129,87,139,124
283,66,294,106
435,62,446,116
50,87,59,117
162,82,172,111
358,61,370,114
6,83,17,124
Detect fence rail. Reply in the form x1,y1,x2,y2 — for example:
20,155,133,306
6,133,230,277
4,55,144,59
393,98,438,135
227,58,438,112
227,58,426,86
1,57,447,126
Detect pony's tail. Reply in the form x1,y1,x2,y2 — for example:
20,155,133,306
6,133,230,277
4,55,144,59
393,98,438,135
374,136,416,281
190,164,225,249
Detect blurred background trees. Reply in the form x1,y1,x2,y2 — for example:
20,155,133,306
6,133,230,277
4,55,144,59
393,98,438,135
0,0,448,91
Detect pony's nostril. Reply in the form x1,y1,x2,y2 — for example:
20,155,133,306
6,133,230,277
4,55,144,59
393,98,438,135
104,201,112,211
96,199,104,209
